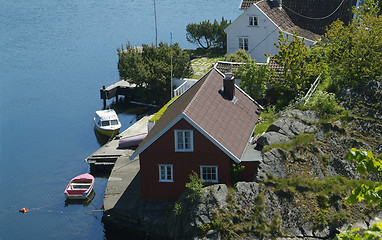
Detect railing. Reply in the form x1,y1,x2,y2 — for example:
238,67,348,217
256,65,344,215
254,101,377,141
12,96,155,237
271,74,322,119
174,81,188,97
173,79,197,97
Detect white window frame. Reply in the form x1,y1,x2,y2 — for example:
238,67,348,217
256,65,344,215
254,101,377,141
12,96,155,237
158,164,173,182
239,37,249,51
248,16,258,26
200,165,218,183
174,130,193,152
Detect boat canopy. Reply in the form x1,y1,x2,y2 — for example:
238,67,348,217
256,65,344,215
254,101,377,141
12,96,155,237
95,109,120,126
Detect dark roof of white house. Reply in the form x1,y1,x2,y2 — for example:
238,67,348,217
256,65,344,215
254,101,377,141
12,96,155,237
240,0,356,36
258,0,320,41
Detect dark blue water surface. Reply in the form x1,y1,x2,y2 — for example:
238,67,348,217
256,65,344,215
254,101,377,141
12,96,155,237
0,0,240,239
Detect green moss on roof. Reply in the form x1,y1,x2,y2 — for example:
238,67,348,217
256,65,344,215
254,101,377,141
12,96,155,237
149,96,179,122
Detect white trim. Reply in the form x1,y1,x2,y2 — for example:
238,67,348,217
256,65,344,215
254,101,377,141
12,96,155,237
200,165,219,183
174,130,194,152
158,164,173,182
129,68,216,160
255,3,282,33
182,113,241,163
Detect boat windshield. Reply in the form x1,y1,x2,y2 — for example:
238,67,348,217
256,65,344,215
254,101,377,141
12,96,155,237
111,120,119,125
101,121,110,126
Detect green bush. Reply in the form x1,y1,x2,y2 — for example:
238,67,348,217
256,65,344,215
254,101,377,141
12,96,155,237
185,171,204,202
313,209,329,229
173,202,185,216
274,185,295,199
305,90,342,116
230,163,245,185
316,194,329,209
269,214,282,237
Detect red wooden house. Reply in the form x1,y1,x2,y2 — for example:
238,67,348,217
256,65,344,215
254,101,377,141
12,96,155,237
130,67,263,200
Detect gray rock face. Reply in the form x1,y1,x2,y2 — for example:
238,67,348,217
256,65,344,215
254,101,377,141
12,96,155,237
168,184,229,240
256,110,318,149
235,182,260,205
257,132,290,147
281,110,320,122
168,182,382,240
267,118,317,136
256,148,288,180
340,79,382,119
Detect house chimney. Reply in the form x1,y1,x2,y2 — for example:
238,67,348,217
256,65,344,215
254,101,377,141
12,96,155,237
223,73,235,100
272,0,282,8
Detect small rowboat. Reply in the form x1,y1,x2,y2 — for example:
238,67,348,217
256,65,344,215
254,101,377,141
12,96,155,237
64,173,94,200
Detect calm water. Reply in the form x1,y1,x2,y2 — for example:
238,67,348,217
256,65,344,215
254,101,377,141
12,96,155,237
0,0,240,239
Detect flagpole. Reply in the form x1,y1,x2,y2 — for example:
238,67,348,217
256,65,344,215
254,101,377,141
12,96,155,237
171,32,173,99
153,0,158,47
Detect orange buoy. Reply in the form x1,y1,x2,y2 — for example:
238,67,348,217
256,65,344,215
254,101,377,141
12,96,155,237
19,208,29,213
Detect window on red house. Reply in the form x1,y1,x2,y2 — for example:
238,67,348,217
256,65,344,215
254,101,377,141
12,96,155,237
159,164,173,182
174,130,193,152
200,165,218,183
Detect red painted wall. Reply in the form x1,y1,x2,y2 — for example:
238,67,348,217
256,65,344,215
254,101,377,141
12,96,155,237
140,118,232,200
240,161,259,182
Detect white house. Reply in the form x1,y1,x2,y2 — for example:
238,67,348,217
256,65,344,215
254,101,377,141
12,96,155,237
225,0,318,63
225,0,360,63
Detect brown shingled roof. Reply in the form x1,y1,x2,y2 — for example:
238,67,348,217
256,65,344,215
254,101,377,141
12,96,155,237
240,0,262,10
214,59,283,81
214,61,244,74
131,68,262,162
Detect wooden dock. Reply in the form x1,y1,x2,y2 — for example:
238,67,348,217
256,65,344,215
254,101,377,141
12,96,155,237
85,114,153,176
100,80,137,108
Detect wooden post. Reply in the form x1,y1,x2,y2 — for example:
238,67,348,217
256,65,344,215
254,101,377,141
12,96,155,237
103,85,106,109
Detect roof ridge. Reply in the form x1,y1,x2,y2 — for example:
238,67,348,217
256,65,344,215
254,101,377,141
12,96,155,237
184,67,220,113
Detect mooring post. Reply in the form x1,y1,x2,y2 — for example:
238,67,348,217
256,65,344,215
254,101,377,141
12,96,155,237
103,85,106,109
115,95,119,103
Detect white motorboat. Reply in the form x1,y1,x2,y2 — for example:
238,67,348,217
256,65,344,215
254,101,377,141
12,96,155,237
93,109,121,137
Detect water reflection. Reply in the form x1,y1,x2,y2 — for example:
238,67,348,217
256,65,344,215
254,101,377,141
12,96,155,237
107,97,155,119
93,127,112,146
64,190,96,207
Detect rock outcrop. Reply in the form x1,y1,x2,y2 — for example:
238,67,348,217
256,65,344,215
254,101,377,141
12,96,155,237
165,182,381,240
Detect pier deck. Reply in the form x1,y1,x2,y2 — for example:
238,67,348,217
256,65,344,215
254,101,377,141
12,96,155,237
100,80,137,108
85,115,151,175
101,115,153,211
100,80,136,100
